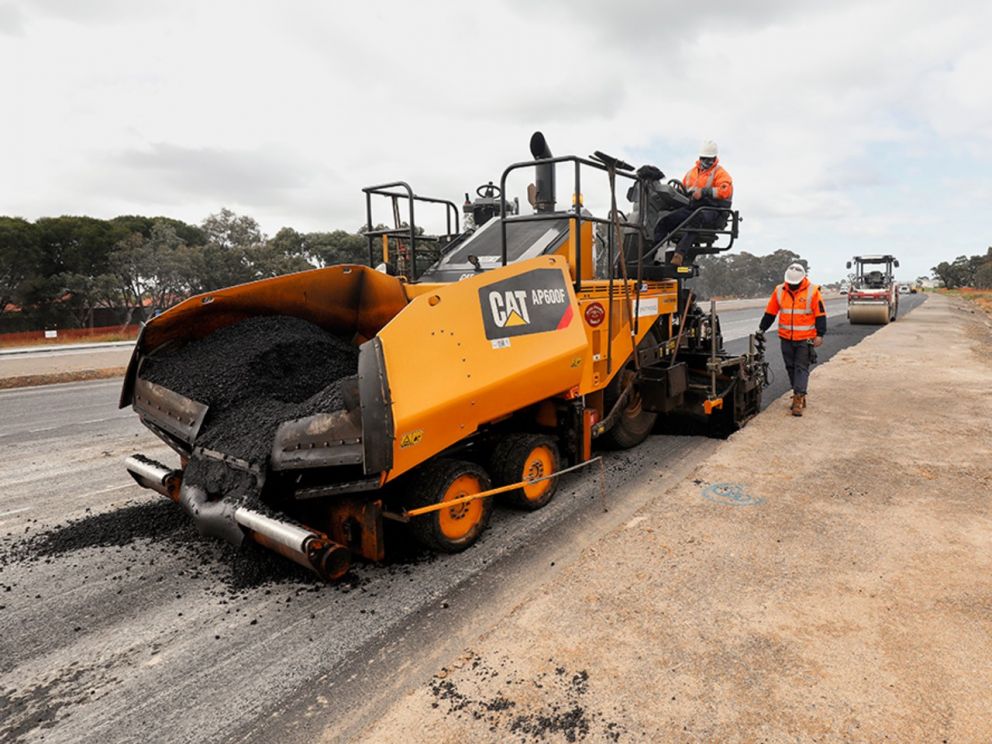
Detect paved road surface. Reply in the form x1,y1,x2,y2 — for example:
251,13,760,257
0,294,925,743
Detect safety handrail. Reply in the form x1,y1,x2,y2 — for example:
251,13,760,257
362,181,461,279
497,155,644,293
655,205,740,256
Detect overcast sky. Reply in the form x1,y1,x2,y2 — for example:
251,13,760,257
3,0,991,281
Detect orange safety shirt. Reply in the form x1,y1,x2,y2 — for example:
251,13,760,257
764,278,825,341
683,158,734,203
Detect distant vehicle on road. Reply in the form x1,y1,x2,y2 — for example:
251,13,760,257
899,284,910,295
839,282,849,295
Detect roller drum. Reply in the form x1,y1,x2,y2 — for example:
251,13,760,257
848,303,890,325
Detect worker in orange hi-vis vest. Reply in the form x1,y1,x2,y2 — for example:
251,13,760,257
653,139,734,266
757,263,827,417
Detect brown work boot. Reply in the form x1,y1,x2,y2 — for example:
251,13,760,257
670,252,684,267
790,394,805,416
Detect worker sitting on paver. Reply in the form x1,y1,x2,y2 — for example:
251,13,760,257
757,263,826,416
653,139,734,267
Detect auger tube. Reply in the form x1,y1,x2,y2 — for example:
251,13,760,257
125,454,351,581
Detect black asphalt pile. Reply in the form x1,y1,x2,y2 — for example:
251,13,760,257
140,315,359,465
0,499,335,594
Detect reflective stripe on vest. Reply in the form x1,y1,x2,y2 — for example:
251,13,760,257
775,283,818,340
705,169,716,188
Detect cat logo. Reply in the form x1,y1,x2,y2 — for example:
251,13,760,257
399,429,423,448
478,268,573,340
488,290,531,328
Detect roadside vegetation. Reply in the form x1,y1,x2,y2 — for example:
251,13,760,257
692,249,810,299
931,248,992,290
0,210,371,333
938,287,992,315
0,327,140,348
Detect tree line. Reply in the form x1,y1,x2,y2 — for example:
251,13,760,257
691,249,809,299
931,249,992,289
1,207,819,330
0,209,370,331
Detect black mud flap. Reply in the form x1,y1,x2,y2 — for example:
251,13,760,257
358,337,394,474
270,408,364,471
132,377,208,447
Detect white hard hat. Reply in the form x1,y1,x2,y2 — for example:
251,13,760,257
699,140,718,158
784,263,807,284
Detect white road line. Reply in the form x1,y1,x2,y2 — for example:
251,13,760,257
77,416,130,426
17,414,131,435
0,378,122,397
0,506,31,518
79,483,134,499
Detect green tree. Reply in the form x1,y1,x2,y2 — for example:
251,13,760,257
110,215,206,246
931,256,973,289
95,221,196,326
973,247,992,289
693,249,805,299
0,217,39,317
54,271,105,328
201,208,264,251
16,216,129,327
307,229,369,266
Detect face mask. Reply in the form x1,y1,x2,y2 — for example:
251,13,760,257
699,157,716,170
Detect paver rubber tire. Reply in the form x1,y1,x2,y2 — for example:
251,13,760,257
601,330,659,450
489,434,560,511
407,459,493,553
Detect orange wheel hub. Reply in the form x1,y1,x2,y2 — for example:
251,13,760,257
437,473,485,540
522,446,554,503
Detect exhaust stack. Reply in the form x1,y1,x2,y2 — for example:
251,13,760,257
530,131,556,213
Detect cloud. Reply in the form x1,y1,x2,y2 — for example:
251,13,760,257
110,143,320,204
14,0,179,25
1,0,991,279
0,3,24,35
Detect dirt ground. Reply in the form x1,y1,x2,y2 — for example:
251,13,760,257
355,294,992,742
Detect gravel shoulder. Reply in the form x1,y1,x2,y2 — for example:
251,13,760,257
356,294,992,742
0,347,132,389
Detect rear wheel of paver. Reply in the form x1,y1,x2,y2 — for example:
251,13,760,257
490,434,560,511
407,459,493,553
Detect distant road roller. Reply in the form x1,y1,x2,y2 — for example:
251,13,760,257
120,133,768,580
846,254,900,324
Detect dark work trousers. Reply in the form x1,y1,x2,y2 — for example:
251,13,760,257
781,338,812,395
653,207,724,256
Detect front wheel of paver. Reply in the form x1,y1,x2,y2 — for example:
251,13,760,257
406,459,493,553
